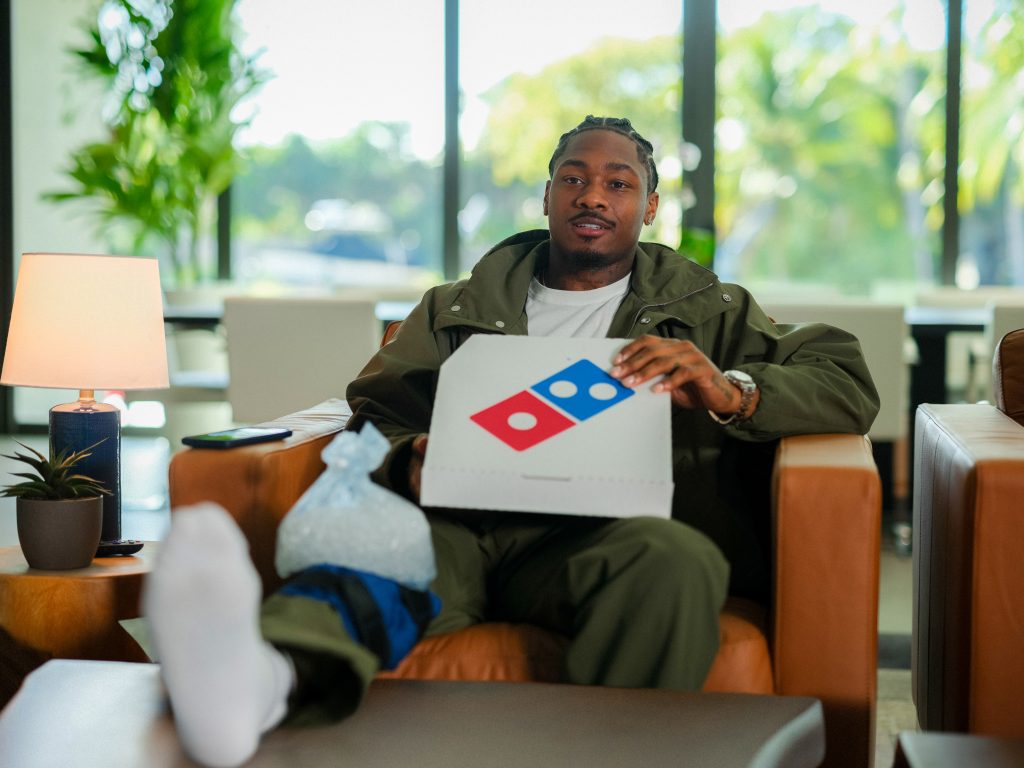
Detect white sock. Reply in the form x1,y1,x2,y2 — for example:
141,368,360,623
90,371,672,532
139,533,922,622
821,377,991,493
143,502,295,768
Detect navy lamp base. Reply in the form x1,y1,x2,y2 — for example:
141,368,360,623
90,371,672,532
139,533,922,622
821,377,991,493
49,390,121,544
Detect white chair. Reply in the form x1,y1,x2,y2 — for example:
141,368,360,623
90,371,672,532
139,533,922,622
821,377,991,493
222,296,381,424
968,302,1024,403
759,300,911,520
758,301,909,444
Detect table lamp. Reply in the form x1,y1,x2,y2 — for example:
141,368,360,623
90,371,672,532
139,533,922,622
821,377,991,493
1,253,169,544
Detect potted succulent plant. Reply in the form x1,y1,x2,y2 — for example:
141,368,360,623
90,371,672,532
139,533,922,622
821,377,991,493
2,442,110,570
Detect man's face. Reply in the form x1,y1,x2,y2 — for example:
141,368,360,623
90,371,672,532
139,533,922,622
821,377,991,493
543,129,659,269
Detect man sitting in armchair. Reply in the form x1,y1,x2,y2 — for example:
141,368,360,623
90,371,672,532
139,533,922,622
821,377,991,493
144,115,878,768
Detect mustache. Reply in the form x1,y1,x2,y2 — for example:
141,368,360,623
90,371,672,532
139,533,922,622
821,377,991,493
570,212,614,227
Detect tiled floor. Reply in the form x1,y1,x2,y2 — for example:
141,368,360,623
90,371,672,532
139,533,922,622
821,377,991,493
0,434,918,766
876,535,917,768
877,667,917,767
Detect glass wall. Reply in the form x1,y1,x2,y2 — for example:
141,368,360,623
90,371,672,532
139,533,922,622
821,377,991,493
716,0,947,298
228,1,1022,296
11,3,1023,425
230,0,445,293
231,1,683,283
16,2,1024,307
959,0,1024,288
457,1,684,273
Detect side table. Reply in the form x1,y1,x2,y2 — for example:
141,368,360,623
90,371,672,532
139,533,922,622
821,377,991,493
0,544,155,662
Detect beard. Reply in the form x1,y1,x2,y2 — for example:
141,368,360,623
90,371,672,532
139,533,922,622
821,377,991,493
565,245,622,270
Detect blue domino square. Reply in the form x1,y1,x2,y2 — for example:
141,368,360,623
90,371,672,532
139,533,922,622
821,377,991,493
530,359,634,421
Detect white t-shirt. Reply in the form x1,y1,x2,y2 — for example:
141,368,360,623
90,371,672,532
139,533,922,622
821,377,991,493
525,272,631,338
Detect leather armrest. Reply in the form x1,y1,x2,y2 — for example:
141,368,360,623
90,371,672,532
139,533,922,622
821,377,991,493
913,403,1024,736
772,433,881,767
168,399,351,594
994,328,1024,425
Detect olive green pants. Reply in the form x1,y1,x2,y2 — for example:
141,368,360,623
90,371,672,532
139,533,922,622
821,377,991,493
262,513,729,724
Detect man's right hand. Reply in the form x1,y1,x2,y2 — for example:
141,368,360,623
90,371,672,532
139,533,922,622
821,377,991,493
408,433,429,502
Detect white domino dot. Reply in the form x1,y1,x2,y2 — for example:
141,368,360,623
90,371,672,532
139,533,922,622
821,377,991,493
589,382,618,401
548,380,577,399
507,412,538,431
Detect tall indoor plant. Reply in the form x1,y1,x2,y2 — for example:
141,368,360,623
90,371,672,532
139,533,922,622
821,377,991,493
2,442,110,570
46,0,266,287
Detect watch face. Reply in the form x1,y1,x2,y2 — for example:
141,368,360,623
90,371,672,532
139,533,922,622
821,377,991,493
726,370,755,386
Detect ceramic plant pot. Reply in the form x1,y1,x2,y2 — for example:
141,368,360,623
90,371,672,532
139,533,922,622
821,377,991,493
16,497,103,570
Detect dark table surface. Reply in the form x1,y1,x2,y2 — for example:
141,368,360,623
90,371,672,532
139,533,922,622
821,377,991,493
1,659,827,768
895,731,1024,768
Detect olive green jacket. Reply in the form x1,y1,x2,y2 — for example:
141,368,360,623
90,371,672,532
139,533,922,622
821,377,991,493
347,231,879,599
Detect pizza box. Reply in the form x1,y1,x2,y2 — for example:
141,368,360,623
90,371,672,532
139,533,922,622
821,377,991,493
420,335,673,518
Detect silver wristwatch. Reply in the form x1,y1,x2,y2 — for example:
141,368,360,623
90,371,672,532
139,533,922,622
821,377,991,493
709,370,758,425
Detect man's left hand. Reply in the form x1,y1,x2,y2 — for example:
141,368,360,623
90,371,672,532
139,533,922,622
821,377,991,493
610,336,758,418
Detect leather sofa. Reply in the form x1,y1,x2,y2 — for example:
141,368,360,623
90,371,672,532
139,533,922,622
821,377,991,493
912,327,1024,737
169,397,880,768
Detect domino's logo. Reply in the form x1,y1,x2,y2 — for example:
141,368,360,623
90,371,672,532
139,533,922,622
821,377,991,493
470,359,634,451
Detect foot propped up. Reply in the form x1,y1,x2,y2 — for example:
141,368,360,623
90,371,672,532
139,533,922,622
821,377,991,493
143,502,294,768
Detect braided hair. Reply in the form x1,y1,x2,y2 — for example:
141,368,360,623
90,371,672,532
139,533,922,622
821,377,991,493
547,116,659,194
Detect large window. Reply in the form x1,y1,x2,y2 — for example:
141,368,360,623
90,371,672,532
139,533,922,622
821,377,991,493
11,2,1017,300
457,1,684,272
959,0,1024,287
716,0,947,298
229,1,1015,298
5,0,1020,430
231,1,683,285
231,0,445,292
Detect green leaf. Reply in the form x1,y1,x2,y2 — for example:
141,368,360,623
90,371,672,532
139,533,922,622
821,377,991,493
44,0,267,288
2,440,108,500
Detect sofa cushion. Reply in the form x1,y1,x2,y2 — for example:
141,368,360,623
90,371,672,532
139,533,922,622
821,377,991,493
377,623,566,683
702,598,774,694
377,598,772,694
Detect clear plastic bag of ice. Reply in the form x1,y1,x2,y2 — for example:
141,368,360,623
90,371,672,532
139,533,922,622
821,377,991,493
275,422,436,590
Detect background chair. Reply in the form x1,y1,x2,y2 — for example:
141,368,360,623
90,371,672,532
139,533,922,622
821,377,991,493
964,302,1024,403
760,301,910,510
222,296,380,424
912,327,1024,738
758,301,909,446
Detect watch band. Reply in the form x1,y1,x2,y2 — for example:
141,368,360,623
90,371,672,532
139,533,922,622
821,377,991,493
708,370,757,425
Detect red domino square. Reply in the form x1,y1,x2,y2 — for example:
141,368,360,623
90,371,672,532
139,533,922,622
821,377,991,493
470,390,575,451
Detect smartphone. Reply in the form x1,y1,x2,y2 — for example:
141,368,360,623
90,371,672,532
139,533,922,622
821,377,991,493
182,426,293,449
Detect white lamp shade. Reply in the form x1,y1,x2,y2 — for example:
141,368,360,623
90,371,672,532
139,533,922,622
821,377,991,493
1,253,170,391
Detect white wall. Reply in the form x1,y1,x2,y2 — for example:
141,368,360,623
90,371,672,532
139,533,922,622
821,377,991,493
13,0,107,258
12,0,108,423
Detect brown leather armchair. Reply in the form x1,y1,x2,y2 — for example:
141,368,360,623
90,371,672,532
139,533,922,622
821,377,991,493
169,396,880,768
912,327,1024,738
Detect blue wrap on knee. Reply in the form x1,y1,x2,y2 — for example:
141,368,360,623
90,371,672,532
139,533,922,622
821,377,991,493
279,564,441,669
